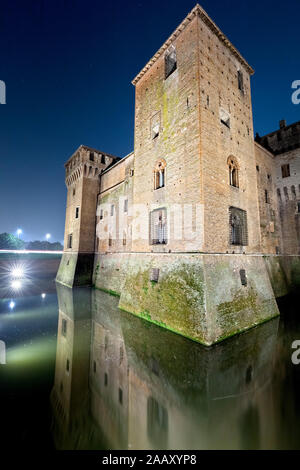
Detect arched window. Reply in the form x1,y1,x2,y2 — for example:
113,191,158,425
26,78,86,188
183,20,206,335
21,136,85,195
227,157,239,188
154,160,166,190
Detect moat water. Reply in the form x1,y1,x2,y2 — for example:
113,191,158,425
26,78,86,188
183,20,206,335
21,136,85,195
0,253,300,450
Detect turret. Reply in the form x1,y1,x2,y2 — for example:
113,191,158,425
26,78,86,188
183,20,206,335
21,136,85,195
56,145,119,286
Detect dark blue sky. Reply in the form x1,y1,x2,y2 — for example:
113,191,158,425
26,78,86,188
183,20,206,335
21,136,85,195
0,0,299,242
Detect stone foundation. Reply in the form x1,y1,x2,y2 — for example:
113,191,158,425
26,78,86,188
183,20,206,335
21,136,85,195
92,253,289,346
56,252,94,287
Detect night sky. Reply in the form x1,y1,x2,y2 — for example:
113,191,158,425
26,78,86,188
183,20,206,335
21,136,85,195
0,0,299,243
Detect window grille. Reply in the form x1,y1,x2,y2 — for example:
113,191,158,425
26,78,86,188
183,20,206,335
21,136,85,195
229,207,248,246
150,209,167,245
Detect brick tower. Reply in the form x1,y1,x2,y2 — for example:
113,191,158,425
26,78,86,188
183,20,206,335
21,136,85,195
56,145,119,286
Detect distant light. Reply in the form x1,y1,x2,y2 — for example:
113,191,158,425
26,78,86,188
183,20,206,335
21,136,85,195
41,293,46,299
45,233,51,240
11,267,24,278
17,229,22,238
11,280,22,290
9,301,15,309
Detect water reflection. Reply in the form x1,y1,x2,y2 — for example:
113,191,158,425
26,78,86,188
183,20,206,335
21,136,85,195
51,285,300,450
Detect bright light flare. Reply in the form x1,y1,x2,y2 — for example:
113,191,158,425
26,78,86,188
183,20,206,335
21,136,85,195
41,293,46,299
9,301,15,309
11,280,22,290
45,233,51,240
11,266,24,278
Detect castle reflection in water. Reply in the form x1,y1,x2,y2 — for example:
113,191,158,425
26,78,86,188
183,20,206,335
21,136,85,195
51,285,300,450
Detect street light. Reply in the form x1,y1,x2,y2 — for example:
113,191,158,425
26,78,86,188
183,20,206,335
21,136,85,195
45,233,51,240
17,228,22,238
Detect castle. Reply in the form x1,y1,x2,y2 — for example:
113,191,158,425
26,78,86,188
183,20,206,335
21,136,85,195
56,4,300,346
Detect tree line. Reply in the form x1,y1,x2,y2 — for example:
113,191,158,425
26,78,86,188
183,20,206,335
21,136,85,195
0,233,63,251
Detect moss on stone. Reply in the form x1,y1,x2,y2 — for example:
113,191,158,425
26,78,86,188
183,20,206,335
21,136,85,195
119,261,207,343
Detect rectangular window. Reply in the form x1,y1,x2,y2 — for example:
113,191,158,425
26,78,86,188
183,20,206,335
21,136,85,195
165,47,177,79
111,205,114,216
75,207,79,219
265,190,270,204
297,202,300,213
150,208,168,245
104,373,108,386
61,319,67,337
220,108,230,128
66,359,70,372
119,388,123,405
90,152,94,161
229,207,248,246
151,112,161,139
67,233,73,249
281,164,290,178
237,70,244,93
124,199,128,212
101,155,106,164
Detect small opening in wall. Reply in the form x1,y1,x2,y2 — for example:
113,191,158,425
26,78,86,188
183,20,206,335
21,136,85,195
119,388,123,405
240,269,247,286
90,152,94,161
66,359,70,372
150,268,160,282
281,164,290,178
93,361,96,373
246,365,252,384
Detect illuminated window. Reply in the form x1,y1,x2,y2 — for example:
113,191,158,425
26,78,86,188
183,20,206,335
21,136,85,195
150,208,167,245
228,157,239,188
154,160,166,190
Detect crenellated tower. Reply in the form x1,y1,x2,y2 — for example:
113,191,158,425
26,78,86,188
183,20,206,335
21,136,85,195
56,145,119,286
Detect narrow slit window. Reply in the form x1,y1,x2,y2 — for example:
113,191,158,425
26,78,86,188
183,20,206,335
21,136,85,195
75,207,79,219
67,233,73,249
237,70,244,93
